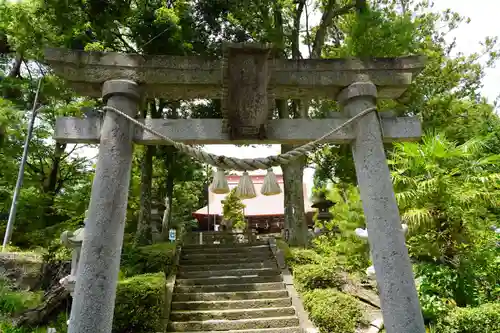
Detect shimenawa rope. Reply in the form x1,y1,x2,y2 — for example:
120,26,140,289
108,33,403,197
101,105,377,171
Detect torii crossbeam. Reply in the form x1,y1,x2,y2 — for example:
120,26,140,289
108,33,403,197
45,46,427,333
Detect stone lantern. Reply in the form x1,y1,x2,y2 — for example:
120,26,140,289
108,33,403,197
59,210,87,296
311,191,335,222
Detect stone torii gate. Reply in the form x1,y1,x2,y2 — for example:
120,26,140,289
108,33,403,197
45,45,426,333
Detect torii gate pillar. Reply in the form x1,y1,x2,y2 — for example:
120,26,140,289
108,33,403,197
339,82,425,333
68,79,140,333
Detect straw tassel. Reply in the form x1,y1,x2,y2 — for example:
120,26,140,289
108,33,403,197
261,168,282,196
235,171,257,199
210,168,230,194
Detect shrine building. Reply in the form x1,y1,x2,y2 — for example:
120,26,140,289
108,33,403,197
192,171,315,233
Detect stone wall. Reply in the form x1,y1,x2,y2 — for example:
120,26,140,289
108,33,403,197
0,252,44,291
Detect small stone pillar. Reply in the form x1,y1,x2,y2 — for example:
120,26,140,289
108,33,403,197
59,213,87,295
338,82,425,333
68,80,140,333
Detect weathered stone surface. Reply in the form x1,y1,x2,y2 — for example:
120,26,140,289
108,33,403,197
181,251,273,261
67,80,140,333
171,306,296,321
0,252,43,290
169,242,303,333
339,82,425,333
174,282,285,294
172,290,289,302
178,261,277,272
44,48,425,99
168,316,300,331
180,256,276,266
54,116,422,145
177,267,280,279
171,297,292,310
176,275,282,286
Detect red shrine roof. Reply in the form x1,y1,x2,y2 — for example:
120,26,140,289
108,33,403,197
192,174,314,217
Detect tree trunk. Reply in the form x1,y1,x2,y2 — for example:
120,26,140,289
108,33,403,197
282,144,309,246
8,53,23,78
14,260,71,328
134,145,155,245
134,102,157,245
276,2,309,247
161,100,179,239
276,98,309,246
14,285,70,328
41,142,67,228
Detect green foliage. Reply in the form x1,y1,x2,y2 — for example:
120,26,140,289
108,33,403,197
120,242,177,277
0,279,42,316
302,288,363,333
415,263,458,321
312,186,370,273
294,263,343,291
222,188,246,230
276,239,321,269
435,303,500,333
392,134,500,308
113,273,166,333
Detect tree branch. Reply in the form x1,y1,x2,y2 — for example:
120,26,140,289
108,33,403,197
312,0,357,57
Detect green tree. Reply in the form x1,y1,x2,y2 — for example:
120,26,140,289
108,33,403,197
390,134,500,307
222,188,246,230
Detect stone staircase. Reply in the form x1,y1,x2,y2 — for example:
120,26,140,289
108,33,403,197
167,242,302,333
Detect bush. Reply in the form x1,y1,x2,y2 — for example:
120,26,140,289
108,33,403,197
294,263,344,290
113,273,166,333
302,288,363,333
276,240,323,270
435,303,500,333
0,279,43,316
120,242,176,277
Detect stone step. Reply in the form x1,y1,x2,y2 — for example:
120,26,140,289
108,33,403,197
176,275,282,286
168,328,301,333
181,244,270,254
179,261,277,272
180,256,275,266
172,290,289,302
167,316,300,332
174,282,285,293
170,306,296,321
181,252,273,261
171,298,292,311
182,242,267,250
178,268,280,279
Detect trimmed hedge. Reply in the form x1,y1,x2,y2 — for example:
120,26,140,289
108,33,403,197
113,273,166,333
120,242,176,277
302,288,363,333
276,240,321,269
435,302,500,333
293,263,344,290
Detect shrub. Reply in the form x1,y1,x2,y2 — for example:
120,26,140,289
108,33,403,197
0,279,43,316
415,263,458,321
276,240,322,269
302,288,363,333
113,273,166,333
435,303,500,333
120,242,176,277
294,263,344,290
